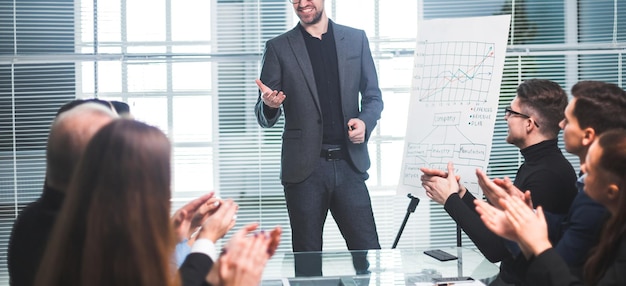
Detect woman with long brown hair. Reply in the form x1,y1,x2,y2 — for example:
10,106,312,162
35,119,281,286
35,119,178,286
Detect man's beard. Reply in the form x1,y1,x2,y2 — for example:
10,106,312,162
300,9,323,25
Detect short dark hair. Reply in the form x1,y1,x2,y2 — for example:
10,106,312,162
516,79,569,137
572,81,626,135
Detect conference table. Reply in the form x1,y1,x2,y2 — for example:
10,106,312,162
260,247,499,285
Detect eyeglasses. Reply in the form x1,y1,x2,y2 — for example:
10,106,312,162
505,107,540,128
288,0,300,4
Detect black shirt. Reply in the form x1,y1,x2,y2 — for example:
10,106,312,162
299,22,345,145
515,139,578,214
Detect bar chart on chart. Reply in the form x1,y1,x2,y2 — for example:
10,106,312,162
413,41,496,104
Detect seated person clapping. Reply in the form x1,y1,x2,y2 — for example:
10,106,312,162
35,119,185,285
172,193,238,268
35,119,281,286
475,129,626,286
206,223,282,286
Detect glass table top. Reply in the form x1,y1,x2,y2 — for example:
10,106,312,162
261,247,499,285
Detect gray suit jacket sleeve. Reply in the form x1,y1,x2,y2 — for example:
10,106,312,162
354,29,383,140
336,27,383,172
255,40,283,128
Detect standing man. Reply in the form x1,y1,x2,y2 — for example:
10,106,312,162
254,0,383,276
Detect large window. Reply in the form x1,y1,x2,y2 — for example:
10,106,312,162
1,0,624,283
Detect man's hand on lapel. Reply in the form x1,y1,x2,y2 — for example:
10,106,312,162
347,118,365,144
256,79,285,109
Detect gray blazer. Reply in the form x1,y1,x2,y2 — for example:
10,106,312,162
255,20,384,184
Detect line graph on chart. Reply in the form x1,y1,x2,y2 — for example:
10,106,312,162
398,15,511,198
413,41,495,103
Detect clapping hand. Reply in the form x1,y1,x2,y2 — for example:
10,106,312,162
196,199,239,243
476,169,531,209
420,162,460,204
206,223,282,286
171,193,215,243
501,196,552,257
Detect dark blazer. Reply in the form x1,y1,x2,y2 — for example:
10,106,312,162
255,20,384,184
8,186,64,286
543,190,607,271
524,235,626,286
179,253,214,286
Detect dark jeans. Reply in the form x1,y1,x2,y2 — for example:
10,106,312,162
284,157,380,276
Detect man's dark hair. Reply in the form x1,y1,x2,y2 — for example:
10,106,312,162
572,81,626,135
516,78,569,137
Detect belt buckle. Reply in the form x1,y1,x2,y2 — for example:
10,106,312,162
326,147,341,161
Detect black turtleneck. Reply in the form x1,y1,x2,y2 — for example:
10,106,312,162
515,139,578,214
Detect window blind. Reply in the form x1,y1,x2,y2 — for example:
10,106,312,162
1,1,76,284
0,0,624,283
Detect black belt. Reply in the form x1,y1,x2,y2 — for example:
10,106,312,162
320,147,343,161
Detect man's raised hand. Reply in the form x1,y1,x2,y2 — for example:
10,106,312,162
256,79,285,109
